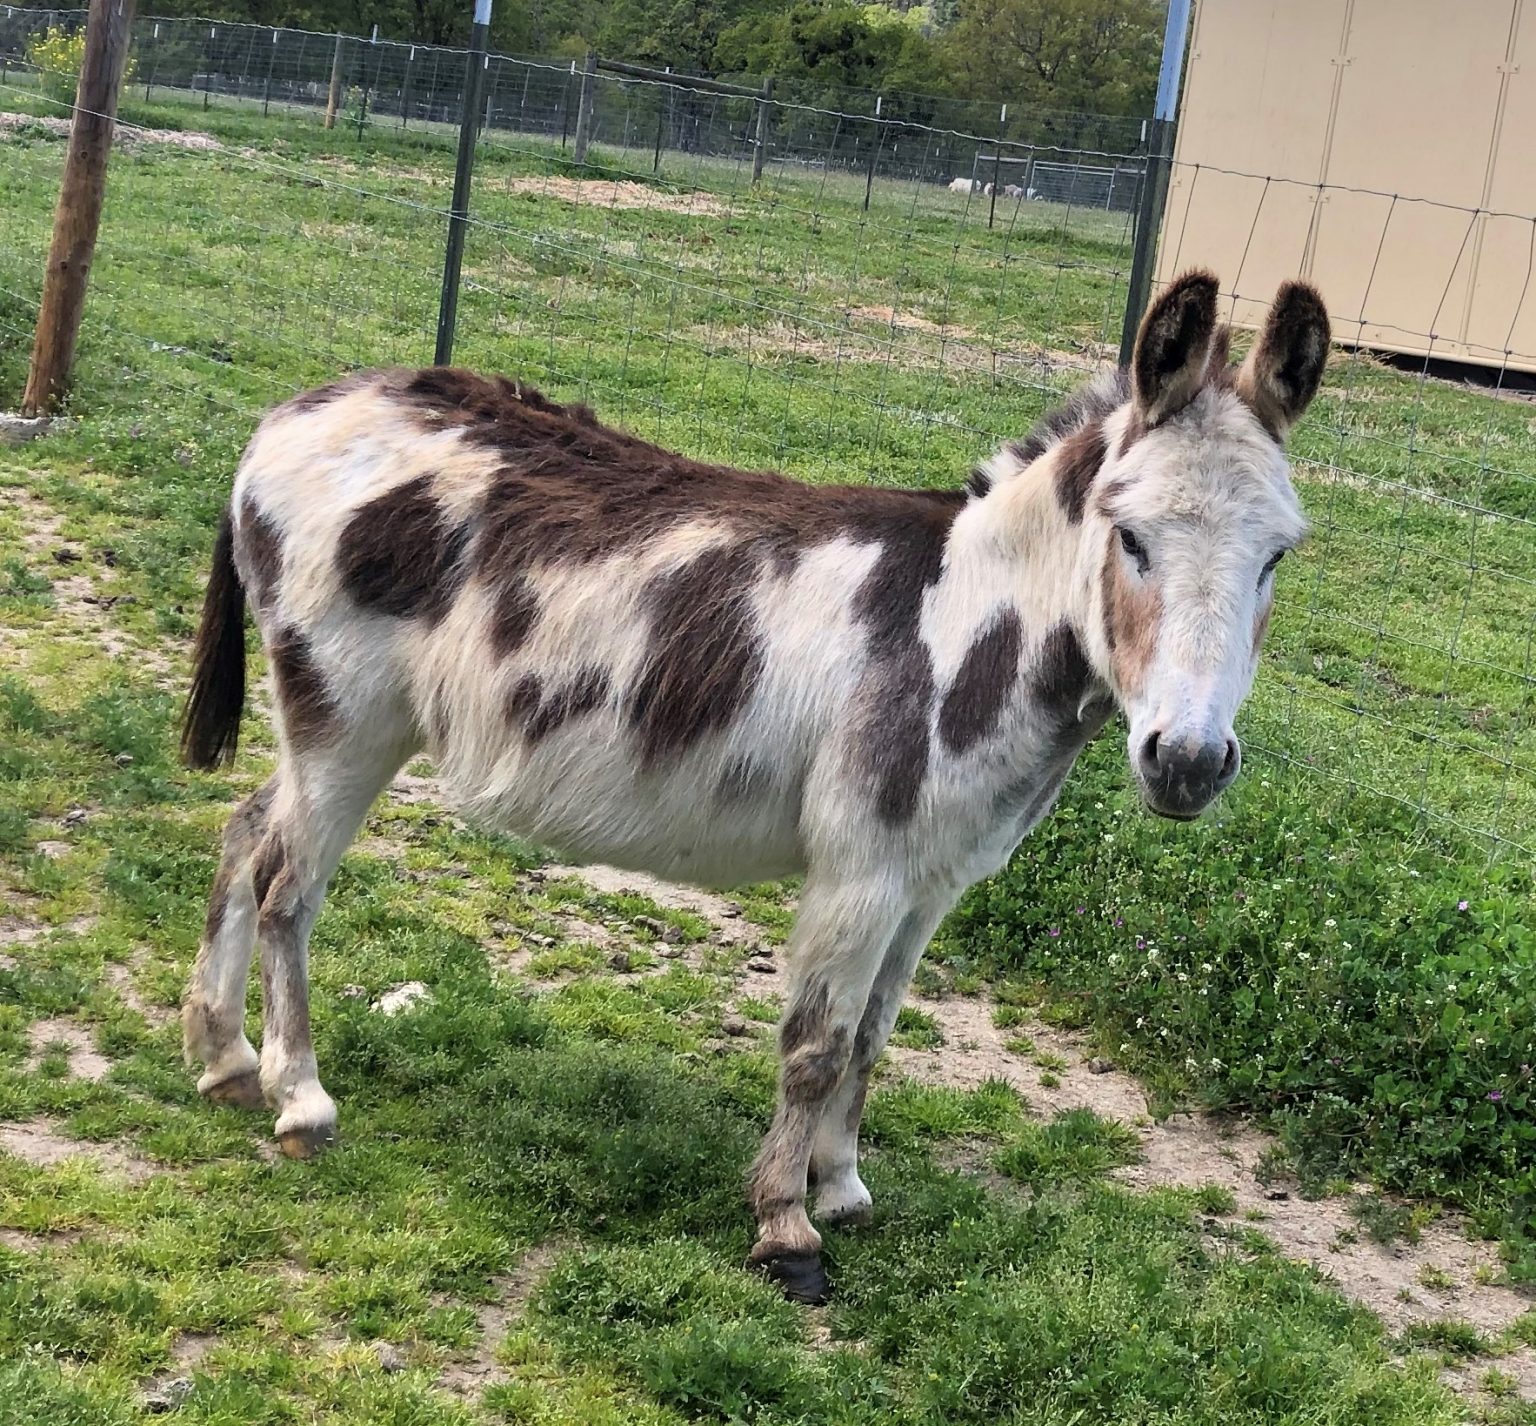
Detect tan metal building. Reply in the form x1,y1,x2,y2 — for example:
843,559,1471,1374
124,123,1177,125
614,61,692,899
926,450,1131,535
1157,0,1536,371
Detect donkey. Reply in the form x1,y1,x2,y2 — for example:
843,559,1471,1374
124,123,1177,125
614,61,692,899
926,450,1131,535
179,270,1328,1303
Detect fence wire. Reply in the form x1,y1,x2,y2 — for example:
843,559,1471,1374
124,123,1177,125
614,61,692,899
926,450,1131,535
1,9,1532,863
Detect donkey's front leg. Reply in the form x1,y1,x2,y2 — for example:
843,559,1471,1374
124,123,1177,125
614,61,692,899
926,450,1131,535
809,898,953,1228
746,877,911,1304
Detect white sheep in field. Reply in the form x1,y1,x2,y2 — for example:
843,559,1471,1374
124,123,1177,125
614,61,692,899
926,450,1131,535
947,177,977,194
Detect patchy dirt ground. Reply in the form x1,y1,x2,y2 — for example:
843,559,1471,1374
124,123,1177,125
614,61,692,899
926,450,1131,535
549,860,1536,1394
501,175,729,215
0,110,223,150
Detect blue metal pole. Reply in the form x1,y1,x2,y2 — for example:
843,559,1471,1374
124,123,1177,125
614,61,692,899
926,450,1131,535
1119,0,1193,364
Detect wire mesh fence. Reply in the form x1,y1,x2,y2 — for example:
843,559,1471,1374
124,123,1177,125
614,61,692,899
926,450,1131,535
1,8,1532,864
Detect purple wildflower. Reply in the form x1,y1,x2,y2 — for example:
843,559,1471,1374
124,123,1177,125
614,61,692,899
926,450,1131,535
1048,927,1061,938
1457,900,1469,911
1488,1090,1504,1103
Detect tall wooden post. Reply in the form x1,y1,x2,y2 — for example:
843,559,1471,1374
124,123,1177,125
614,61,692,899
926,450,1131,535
571,50,596,165
323,31,344,129
752,77,773,184
21,0,138,416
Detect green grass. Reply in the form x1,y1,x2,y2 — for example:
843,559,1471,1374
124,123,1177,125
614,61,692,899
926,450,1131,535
0,79,1533,1423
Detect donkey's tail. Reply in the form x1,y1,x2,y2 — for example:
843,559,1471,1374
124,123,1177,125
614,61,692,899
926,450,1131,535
180,507,247,770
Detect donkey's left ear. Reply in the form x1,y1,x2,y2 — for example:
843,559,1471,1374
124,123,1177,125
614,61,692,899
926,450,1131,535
1236,281,1331,440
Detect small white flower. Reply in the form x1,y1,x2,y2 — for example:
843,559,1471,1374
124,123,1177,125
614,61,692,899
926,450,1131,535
1324,918,1337,928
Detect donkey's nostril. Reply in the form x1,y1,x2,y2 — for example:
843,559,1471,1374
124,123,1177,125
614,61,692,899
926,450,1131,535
1139,730,1163,774
1218,737,1241,785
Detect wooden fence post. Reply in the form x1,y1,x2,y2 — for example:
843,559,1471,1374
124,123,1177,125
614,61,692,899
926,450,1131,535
752,77,772,184
571,49,596,165
323,31,344,129
21,0,138,416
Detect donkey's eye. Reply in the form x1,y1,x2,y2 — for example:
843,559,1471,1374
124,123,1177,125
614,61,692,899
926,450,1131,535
1118,526,1150,574
1260,549,1286,586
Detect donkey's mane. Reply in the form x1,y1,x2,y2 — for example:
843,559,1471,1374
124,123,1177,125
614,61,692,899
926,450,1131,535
967,367,1130,497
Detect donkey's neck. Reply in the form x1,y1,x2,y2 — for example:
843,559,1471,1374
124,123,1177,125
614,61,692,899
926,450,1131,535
936,435,1105,640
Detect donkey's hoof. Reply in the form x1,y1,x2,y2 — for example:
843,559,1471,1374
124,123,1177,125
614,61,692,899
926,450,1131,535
200,1067,266,1111
751,1249,832,1305
275,1123,336,1160
817,1199,873,1229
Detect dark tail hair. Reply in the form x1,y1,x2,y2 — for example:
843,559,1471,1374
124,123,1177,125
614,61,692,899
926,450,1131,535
180,507,247,770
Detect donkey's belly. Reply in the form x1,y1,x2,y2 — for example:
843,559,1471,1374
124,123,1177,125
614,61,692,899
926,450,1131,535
447,735,809,890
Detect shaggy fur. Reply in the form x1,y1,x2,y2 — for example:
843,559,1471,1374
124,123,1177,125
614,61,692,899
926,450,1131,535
179,272,1328,1303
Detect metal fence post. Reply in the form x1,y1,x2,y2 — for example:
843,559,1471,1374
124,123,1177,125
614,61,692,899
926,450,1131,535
323,30,343,129
355,23,377,139
400,46,414,128
143,18,156,102
434,0,491,366
652,66,669,173
863,94,881,211
571,49,596,165
559,58,574,150
1119,0,1192,363
989,103,1007,229
202,23,215,110
752,76,772,183
261,27,277,117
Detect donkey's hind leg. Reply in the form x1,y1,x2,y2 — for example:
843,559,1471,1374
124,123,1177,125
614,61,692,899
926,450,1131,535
184,779,281,1108
251,727,414,1158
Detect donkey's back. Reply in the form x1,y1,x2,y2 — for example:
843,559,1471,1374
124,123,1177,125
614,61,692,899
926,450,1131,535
186,367,966,887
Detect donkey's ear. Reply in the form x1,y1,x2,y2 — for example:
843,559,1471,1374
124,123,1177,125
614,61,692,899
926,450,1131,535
1236,280,1330,440
1131,269,1221,426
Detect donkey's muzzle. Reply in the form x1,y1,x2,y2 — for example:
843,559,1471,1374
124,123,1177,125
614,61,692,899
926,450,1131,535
1137,730,1240,819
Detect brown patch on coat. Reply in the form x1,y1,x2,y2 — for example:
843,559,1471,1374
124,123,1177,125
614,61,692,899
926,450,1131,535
863,650,935,824
939,610,1023,754
268,627,340,748
237,494,284,613
250,831,287,911
1052,423,1108,525
630,544,766,768
200,782,275,949
270,371,374,418
779,981,849,1103
337,474,473,625
511,666,611,744
489,573,539,658
392,368,964,592
1100,539,1162,696
1030,621,1093,726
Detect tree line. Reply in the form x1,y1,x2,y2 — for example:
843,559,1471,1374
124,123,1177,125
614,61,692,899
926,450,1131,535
127,0,1165,119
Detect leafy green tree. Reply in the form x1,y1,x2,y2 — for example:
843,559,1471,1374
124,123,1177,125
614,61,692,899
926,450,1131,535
939,0,1161,114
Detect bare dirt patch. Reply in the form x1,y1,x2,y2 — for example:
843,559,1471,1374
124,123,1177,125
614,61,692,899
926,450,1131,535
0,111,223,150
529,864,1535,1369
555,863,765,949
436,1242,566,1397
693,317,1106,380
502,175,729,216
0,1119,158,1182
104,955,173,1027
895,991,1534,1349
26,1017,113,1082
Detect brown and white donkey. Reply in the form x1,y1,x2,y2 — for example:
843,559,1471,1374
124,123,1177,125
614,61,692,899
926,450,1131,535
180,270,1328,1303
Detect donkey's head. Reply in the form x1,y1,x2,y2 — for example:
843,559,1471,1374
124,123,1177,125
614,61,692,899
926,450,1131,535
1089,271,1328,819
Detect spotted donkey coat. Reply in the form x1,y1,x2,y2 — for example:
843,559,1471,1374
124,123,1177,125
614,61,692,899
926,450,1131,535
180,271,1329,1303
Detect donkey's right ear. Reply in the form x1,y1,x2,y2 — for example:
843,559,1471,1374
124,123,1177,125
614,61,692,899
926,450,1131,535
1130,269,1221,427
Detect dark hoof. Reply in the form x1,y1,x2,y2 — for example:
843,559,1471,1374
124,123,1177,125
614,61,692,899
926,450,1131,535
202,1068,266,1111
751,1250,832,1305
275,1123,335,1160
